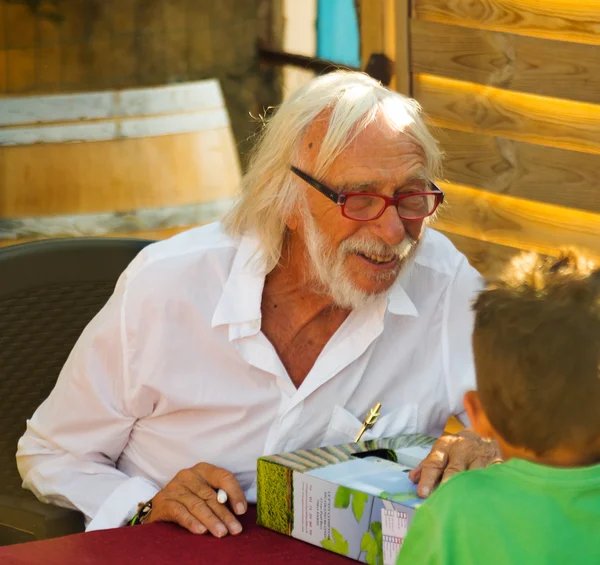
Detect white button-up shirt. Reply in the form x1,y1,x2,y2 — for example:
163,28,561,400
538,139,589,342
17,222,483,531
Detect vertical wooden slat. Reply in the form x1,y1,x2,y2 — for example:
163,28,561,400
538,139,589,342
394,0,411,95
37,44,62,92
383,0,396,66
360,0,398,89
360,0,385,66
7,48,36,93
0,51,5,93
0,1,5,52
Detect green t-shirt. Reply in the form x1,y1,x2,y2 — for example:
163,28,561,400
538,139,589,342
397,458,600,565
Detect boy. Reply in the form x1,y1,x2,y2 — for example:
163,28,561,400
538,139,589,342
398,248,600,564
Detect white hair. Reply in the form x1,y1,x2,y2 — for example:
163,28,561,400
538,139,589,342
222,71,443,272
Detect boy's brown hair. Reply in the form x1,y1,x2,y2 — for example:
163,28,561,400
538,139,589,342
472,248,600,455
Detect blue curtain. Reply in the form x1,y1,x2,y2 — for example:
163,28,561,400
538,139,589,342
317,0,360,68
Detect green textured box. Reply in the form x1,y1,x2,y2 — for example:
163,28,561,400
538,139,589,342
257,434,435,565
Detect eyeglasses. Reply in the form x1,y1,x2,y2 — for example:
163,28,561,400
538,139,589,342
290,166,444,222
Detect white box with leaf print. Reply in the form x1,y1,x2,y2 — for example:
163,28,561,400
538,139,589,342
257,434,434,565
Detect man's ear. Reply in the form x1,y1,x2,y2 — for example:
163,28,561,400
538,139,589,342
285,210,302,232
463,390,495,440
286,216,298,231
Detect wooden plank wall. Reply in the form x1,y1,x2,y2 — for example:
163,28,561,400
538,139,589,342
398,0,600,278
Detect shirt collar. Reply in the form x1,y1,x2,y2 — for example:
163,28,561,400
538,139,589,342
385,241,426,318
211,233,266,331
211,233,420,333
386,279,419,317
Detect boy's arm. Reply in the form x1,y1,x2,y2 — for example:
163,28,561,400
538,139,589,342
397,505,444,565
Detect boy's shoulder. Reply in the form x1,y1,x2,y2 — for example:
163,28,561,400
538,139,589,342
422,465,510,518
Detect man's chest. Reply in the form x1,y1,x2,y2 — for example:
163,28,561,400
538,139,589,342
126,317,452,496
136,313,447,436
259,308,351,388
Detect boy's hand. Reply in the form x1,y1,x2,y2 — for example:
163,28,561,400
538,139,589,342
408,429,501,498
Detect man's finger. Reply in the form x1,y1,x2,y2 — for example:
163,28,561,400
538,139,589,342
408,462,423,483
440,463,464,485
180,491,229,538
416,444,450,498
156,498,207,535
198,463,248,516
469,456,489,470
205,493,243,535
170,469,236,536
190,482,243,535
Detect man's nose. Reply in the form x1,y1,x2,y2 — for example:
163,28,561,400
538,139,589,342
370,204,407,246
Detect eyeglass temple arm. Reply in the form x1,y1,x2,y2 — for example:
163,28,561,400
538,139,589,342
290,166,342,204
431,181,445,204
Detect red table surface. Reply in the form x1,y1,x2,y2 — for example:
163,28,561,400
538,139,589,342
0,506,353,565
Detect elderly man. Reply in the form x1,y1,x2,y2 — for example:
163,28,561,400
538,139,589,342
17,71,499,538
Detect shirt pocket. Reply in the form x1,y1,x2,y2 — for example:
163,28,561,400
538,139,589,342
321,403,418,447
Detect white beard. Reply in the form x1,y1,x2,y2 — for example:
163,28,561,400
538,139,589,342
302,213,419,310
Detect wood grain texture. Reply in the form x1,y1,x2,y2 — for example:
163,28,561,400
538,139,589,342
0,224,196,249
394,0,411,95
410,19,600,104
360,0,386,64
438,229,535,280
434,128,600,213
414,74,600,155
0,128,241,217
360,0,398,90
413,0,600,46
433,182,600,261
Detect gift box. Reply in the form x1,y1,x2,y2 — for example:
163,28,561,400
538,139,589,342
257,434,435,565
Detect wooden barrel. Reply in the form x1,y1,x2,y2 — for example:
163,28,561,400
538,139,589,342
0,80,241,246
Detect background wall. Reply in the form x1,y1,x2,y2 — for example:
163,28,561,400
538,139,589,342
407,0,600,277
361,0,599,279
0,0,281,160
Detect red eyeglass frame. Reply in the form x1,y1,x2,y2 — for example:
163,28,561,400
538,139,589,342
290,166,444,221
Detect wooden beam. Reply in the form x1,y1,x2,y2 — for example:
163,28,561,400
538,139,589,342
0,225,192,249
360,0,387,67
410,19,600,104
394,0,411,95
413,0,600,46
432,182,600,261
435,128,600,213
437,229,536,280
360,0,399,89
414,74,600,156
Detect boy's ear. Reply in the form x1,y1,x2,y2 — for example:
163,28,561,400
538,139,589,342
463,391,495,440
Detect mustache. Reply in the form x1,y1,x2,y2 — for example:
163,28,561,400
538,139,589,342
338,235,415,258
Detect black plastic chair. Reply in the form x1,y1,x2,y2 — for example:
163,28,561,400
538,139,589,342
0,237,153,545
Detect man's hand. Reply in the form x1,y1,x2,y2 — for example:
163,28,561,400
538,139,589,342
408,429,501,498
146,462,247,537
